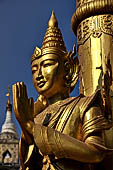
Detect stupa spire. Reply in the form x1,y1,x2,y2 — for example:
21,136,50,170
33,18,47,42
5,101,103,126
6,86,12,111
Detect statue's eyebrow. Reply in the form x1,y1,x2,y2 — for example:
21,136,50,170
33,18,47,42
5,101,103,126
31,64,38,69
31,59,57,68
41,59,57,64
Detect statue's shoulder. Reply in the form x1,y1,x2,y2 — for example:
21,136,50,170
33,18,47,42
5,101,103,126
55,90,101,116
58,96,80,107
78,90,101,121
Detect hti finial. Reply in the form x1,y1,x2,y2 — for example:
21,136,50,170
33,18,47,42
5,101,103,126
6,86,11,104
48,10,58,27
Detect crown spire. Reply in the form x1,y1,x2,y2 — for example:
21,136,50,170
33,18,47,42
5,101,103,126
48,10,58,27
31,11,67,63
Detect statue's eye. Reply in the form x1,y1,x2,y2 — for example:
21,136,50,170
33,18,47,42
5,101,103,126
42,59,58,68
31,66,38,74
43,63,53,67
32,70,36,74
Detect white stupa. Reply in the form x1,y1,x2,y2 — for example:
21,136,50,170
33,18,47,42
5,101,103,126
0,87,19,168
1,88,18,138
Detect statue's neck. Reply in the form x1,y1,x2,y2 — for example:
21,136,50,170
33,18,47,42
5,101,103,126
48,93,69,105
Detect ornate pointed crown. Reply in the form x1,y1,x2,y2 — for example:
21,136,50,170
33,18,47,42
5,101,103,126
31,11,67,63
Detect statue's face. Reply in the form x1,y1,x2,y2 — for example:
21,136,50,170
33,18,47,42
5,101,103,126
31,54,65,98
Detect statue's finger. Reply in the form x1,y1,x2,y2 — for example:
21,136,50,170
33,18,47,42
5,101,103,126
29,97,34,108
20,82,24,98
12,84,16,106
23,83,28,98
29,97,34,120
12,84,19,111
15,83,19,98
17,82,21,98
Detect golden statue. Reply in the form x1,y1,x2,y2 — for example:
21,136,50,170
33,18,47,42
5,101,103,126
13,11,113,170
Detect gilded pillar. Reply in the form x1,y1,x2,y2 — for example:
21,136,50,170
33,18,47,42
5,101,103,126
71,0,113,154
71,0,113,97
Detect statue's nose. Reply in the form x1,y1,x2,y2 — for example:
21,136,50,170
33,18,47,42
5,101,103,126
36,66,43,79
36,74,43,81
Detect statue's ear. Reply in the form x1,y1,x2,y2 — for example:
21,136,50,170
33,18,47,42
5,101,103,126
64,45,80,92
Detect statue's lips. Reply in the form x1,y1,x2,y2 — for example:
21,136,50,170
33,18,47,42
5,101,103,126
37,81,46,88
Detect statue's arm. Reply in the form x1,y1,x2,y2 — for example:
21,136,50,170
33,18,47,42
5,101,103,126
82,106,111,148
33,106,112,163
12,82,34,145
19,131,43,170
12,82,45,170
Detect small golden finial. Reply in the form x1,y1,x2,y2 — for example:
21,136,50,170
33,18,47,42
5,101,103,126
6,86,10,104
48,10,58,27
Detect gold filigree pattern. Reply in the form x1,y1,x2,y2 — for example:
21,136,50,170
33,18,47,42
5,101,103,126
71,0,113,35
101,15,113,35
77,15,113,45
76,0,94,8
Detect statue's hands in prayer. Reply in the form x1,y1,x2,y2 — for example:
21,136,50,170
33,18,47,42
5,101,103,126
12,82,34,135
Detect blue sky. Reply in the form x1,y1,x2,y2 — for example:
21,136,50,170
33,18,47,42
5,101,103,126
0,0,78,137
